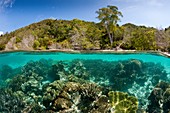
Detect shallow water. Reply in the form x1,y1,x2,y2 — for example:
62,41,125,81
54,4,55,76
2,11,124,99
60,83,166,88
0,52,169,72
0,51,170,112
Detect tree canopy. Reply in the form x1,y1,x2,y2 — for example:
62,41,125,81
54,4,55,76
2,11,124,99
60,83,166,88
96,5,123,46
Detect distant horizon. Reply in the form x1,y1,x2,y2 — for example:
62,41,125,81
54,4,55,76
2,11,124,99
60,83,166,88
1,0,170,32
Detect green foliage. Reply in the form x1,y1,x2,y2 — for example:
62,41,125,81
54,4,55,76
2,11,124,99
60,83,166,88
0,44,5,50
59,40,72,49
121,25,157,50
15,37,22,43
33,40,40,49
96,5,123,46
0,17,169,51
130,29,156,50
108,91,138,113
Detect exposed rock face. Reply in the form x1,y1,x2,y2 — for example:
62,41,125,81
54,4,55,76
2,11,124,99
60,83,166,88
5,37,17,50
5,35,35,50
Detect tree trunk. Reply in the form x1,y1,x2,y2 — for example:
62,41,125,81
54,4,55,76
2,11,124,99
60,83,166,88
105,25,113,46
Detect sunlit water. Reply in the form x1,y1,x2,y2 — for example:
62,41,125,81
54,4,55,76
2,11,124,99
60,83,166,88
0,51,170,111
0,52,169,74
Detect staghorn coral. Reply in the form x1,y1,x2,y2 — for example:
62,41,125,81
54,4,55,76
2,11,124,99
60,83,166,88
108,91,138,113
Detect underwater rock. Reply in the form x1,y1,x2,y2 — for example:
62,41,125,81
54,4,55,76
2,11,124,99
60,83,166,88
82,59,116,84
109,59,148,91
147,81,170,113
108,91,138,113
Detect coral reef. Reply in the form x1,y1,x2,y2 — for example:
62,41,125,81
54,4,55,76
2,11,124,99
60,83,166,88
0,88,26,113
0,65,21,87
108,91,138,113
83,59,167,90
48,61,67,81
68,60,89,80
128,78,154,109
42,80,105,112
147,81,170,113
82,59,168,110
0,58,169,112
22,59,53,81
42,77,138,112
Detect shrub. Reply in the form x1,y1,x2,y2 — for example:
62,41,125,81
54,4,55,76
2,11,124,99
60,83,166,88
33,40,40,49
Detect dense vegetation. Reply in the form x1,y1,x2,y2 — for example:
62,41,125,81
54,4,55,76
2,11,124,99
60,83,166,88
0,19,170,51
0,6,170,51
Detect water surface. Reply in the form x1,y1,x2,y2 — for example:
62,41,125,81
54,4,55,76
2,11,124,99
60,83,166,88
0,52,169,73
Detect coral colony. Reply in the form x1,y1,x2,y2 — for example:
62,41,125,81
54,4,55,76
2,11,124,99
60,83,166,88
0,59,169,112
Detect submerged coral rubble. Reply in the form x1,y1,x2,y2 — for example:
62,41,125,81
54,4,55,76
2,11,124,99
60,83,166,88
0,58,168,112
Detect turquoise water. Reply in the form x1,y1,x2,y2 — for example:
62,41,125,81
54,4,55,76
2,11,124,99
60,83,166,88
0,52,170,73
0,51,170,112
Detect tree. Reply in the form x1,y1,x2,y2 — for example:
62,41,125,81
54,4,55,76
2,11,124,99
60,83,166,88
96,5,123,46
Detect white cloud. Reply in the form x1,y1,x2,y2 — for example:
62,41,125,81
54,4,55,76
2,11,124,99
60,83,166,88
0,0,15,12
109,0,170,28
0,31,3,35
147,0,163,6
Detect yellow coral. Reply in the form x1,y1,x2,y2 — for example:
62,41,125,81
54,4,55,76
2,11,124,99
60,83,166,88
108,91,138,113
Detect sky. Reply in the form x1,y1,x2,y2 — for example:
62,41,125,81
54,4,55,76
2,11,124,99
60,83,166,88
0,0,170,33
